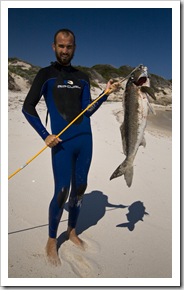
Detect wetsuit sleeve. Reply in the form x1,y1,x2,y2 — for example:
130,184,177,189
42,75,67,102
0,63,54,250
22,69,50,140
81,80,108,117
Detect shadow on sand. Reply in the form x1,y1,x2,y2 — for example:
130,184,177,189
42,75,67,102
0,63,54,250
75,190,126,235
116,201,149,231
57,194,149,248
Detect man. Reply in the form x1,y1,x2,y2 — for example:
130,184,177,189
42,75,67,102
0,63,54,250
22,28,119,266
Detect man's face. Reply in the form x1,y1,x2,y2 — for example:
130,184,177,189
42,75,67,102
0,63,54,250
52,32,75,66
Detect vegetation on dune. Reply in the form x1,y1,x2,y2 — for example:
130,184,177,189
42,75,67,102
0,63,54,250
8,58,172,105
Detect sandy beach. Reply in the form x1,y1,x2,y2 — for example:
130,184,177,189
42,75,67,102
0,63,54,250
7,90,172,286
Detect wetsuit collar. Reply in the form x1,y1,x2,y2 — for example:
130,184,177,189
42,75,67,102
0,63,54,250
51,61,73,72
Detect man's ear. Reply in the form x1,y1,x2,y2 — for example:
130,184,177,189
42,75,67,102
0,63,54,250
52,43,56,52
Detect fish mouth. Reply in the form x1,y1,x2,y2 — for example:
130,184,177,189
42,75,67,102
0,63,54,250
134,76,147,86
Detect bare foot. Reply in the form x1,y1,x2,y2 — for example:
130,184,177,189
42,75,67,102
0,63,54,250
67,227,87,250
45,237,61,266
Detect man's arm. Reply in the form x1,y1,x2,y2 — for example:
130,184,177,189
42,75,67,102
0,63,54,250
22,69,50,141
82,78,120,117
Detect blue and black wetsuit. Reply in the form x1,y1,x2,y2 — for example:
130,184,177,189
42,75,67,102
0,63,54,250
22,61,108,238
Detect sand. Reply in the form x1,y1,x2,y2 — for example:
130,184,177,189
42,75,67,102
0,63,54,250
7,90,173,286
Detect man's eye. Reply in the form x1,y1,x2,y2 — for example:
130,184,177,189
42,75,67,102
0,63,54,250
58,45,73,49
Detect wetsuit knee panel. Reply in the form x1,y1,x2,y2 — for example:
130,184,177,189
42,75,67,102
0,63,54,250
69,184,87,208
57,187,69,208
76,184,87,198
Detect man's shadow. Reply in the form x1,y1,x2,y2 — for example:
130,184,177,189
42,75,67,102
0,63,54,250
57,190,126,247
75,190,126,235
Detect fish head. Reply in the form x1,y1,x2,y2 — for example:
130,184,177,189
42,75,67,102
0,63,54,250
127,65,150,88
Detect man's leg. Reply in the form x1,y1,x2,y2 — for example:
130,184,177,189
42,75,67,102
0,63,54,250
46,144,71,265
67,184,87,248
67,134,92,247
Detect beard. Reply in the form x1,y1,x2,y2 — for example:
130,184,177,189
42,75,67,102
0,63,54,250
55,50,74,66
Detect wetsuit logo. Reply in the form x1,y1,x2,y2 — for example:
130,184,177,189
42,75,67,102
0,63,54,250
63,80,73,85
57,80,81,89
67,80,73,85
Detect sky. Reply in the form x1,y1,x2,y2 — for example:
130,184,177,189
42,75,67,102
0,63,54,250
8,7,172,79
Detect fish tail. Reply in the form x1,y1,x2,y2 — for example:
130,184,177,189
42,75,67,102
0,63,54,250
110,160,133,187
124,166,133,187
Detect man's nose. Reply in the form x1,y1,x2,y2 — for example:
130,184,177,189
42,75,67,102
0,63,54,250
62,47,68,54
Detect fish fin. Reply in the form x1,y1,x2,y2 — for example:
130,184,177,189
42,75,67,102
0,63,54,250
141,86,156,100
124,165,133,187
110,162,126,180
110,160,133,187
140,136,146,147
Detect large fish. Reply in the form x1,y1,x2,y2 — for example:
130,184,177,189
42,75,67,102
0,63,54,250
110,65,156,187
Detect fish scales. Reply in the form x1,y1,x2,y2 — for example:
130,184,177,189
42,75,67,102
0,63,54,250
123,85,143,156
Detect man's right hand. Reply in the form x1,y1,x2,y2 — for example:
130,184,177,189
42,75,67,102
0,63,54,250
104,79,121,95
45,135,62,148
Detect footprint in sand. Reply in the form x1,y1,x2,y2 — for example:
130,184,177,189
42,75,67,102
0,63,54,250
82,236,101,253
60,238,101,278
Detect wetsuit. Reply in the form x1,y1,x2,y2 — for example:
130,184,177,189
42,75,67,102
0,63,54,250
22,61,108,238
